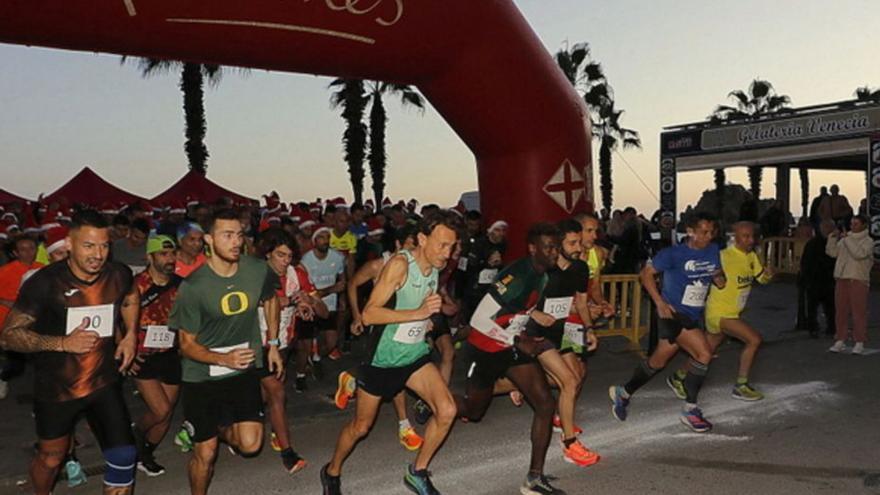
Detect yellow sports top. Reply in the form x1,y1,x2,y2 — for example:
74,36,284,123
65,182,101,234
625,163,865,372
706,245,772,315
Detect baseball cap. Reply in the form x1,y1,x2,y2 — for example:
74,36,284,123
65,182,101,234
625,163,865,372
146,235,176,254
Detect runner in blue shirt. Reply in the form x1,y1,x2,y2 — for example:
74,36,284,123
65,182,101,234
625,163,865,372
609,212,725,433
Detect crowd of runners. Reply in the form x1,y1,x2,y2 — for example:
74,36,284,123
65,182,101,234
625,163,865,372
0,195,785,495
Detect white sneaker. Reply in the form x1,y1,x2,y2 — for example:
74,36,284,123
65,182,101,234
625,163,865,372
828,340,846,353
0,379,8,400
851,342,865,355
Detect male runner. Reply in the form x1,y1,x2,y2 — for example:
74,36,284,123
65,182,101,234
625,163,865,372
301,227,346,370
132,235,184,476
574,213,615,323
321,211,461,495
170,208,284,495
609,212,723,433
338,224,424,452
528,218,599,466
0,210,139,495
668,221,773,401
456,222,564,495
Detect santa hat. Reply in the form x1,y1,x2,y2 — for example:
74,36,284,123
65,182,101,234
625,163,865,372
57,207,73,222
364,199,375,211
1,211,17,223
311,225,332,241
488,220,509,232
382,197,393,208
299,211,317,229
308,202,322,214
331,197,349,210
22,207,40,234
99,202,118,215
186,196,199,208
169,200,187,215
45,225,69,254
289,205,303,222
367,217,384,236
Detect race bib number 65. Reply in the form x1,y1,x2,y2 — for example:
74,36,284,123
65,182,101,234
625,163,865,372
66,304,115,338
393,319,429,344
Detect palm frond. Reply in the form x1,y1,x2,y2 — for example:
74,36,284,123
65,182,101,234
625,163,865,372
750,79,772,99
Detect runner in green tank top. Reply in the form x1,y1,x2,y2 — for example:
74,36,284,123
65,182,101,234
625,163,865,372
321,211,462,495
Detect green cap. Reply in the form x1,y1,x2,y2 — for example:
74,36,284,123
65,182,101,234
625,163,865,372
146,235,176,254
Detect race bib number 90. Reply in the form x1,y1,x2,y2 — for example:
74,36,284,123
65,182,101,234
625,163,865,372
393,319,429,344
66,304,115,338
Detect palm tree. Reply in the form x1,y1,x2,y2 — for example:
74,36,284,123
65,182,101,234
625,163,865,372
710,79,791,200
365,81,425,207
556,42,640,212
799,167,809,218
854,86,880,103
329,79,368,204
124,58,222,175
714,168,726,216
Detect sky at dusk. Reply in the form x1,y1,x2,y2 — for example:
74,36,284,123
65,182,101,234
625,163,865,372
2,0,880,214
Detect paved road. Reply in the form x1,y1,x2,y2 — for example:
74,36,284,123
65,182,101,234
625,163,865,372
2,282,879,494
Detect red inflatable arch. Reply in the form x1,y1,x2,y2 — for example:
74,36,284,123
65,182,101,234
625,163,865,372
0,0,592,254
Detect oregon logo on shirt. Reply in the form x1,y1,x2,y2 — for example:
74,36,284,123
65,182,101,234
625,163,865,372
220,291,249,316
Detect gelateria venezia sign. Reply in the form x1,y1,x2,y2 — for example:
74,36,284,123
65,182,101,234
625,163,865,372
701,107,880,151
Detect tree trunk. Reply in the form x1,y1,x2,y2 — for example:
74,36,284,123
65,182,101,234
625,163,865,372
748,165,762,199
799,167,809,218
714,168,726,222
599,136,613,213
181,63,208,175
368,91,387,209
341,80,367,205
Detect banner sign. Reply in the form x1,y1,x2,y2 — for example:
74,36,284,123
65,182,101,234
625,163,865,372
868,135,880,260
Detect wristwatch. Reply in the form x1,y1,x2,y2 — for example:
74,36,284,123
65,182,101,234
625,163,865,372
267,338,281,347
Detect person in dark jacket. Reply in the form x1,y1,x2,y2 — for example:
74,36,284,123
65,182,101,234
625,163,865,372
800,220,836,337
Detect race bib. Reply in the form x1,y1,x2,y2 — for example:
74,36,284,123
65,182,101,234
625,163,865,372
737,288,751,311
483,314,529,345
393,319,429,344
209,343,249,377
478,268,498,285
144,325,174,349
457,257,468,271
66,304,114,338
681,283,708,308
543,297,573,319
563,322,584,346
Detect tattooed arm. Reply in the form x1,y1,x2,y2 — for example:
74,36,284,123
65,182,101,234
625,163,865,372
0,311,63,352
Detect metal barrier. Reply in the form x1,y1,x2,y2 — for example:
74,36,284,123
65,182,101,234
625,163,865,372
761,237,807,275
595,274,649,354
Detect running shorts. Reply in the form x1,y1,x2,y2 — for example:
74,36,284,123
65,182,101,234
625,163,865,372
182,371,264,443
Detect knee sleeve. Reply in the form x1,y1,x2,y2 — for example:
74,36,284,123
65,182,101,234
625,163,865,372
687,358,708,376
103,445,137,487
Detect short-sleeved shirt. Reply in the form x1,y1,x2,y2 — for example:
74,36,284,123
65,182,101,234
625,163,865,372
468,257,548,352
112,238,148,270
526,260,589,341
650,243,721,321
175,253,207,278
301,249,346,311
135,271,183,354
706,246,771,316
169,256,279,383
0,260,43,325
14,261,133,402
330,230,358,256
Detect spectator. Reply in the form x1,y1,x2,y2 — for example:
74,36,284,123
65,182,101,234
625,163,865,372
759,200,786,238
800,220,834,338
809,186,828,230
826,215,873,354
820,184,853,228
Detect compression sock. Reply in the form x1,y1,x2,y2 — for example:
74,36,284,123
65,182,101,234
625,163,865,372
683,358,709,404
624,359,660,396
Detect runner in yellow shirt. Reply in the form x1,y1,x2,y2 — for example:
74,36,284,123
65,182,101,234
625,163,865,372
668,221,773,401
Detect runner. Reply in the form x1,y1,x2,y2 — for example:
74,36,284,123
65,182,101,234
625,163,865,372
321,211,461,495
0,210,139,495
175,221,207,278
337,224,424,452
455,222,564,495
301,226,346,373
573,213,616,324
131,235,184,477
527,218,599,467
667,221,773,401
609,212,724,433
169,208,284,495
258,228,325,474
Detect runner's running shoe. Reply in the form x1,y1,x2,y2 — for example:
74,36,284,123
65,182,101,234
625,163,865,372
295,374,307,393
137,455,166,477
608,386,630,422
520,474,566,494
174,422,194,453
270,432,283,452
281,448,307,474
404,464,440,495
731,382,764,401
335,371,357,410
562,439,600,467
328,348,343,361
666,374,687,400
65,459,88,487
412,399,433,426
680,406,712,433
321,463,342,495
552,415,582,435
399,426,424,451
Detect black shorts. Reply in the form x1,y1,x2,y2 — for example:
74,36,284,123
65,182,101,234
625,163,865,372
427,313,452,340
357,355,432,400
316,311,339,332
33,383,134,448
257,347,291,378
463,343,534,390
295,319,317,340
658,313,703,344
134,351,182,385
182,371,264,443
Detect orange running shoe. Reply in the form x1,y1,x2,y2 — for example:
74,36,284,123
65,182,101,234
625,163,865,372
552,414,583,435
562,439,600,467
270,432,283,452
328,348,343,361
398,426,424,452
334,371,357,410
